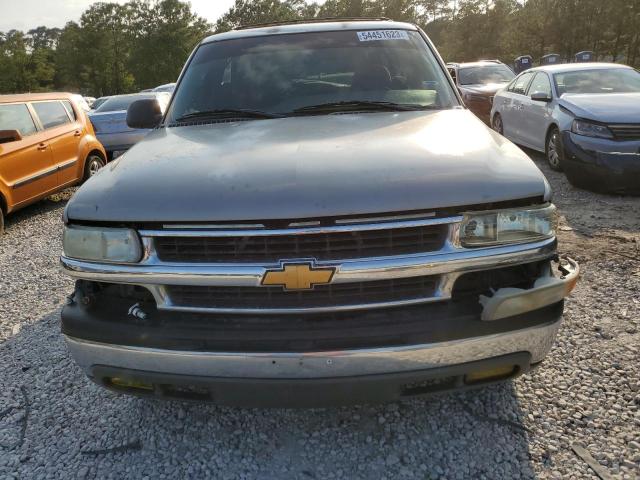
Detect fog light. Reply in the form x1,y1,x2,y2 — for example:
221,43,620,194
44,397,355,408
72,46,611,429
464,365,517,384
108,377,153,391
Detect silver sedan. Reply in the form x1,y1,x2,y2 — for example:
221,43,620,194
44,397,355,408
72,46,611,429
490,63,640,194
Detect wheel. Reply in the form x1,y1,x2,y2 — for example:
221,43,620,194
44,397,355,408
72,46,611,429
492,113,504,135
83,153,105,181
546,127,564,172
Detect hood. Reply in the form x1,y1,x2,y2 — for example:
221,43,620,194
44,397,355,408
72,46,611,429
460,83,508,94
88,110,134,134
66,110,547,223
559,93,640,123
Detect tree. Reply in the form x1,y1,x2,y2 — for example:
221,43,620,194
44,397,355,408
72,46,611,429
0,0,638,95
128,0,211,89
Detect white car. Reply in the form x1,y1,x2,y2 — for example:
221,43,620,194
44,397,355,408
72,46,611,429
490,63,640,194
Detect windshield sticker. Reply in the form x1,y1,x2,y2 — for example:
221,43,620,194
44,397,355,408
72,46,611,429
357,30,409,42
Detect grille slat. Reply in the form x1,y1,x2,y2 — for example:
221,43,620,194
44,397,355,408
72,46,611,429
167,276,438,310
608,124,640,141
154,225,448,263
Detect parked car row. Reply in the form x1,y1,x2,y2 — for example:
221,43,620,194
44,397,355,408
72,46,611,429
0,84,174,231
446,58,639,195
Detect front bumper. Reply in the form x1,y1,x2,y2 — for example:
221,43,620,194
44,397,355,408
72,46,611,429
65,312,561,407
562,131,640,194
60,216,578,406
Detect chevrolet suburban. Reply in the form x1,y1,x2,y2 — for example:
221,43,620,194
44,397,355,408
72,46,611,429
60,19,578,407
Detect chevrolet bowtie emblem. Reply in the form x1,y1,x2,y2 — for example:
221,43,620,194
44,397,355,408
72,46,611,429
262,262,335,291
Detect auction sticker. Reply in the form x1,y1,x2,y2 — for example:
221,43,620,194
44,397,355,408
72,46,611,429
357,30,409,42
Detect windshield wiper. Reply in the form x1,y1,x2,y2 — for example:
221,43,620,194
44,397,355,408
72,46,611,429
291,100,428,114
175,109,284,122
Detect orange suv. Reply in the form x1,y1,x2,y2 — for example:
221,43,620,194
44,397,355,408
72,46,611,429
0,93,106,232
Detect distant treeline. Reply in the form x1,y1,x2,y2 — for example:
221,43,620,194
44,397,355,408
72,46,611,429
1,0,638,96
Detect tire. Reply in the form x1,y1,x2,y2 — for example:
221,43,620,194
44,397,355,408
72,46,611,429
0,207,4,235
83,153,105,182
546,127,564,172
492,113,504,135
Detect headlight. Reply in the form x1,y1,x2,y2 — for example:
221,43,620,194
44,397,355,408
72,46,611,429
571,119,613,139
459,205,557,248
63,226,142,263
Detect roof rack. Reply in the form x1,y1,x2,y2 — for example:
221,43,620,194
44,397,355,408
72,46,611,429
234,17,392,31
477,59,503,64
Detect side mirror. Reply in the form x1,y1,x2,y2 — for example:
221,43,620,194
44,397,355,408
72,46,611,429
127,99,163,129
531,91,552,102
0,129,22,144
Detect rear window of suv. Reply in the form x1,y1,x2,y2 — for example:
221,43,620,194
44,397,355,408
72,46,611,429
32,101,72,129
0,103,38,136
169,29,458,120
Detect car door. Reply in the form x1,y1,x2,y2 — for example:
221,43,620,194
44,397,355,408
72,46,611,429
519,72,554,151
31,100,80,188
0,102,56,207
505,71,536,144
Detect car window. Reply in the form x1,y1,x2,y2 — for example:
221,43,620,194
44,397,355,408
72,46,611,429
62,100,78,120
528,73,552,97
458,65,514,85
0,103,38,136
169,29,458,120
32,101,71,129
508,72,535,95
95,95,156,113
554,68,640,95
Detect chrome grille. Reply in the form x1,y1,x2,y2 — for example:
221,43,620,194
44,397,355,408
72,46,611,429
608,124,640,141
153,224,448,263
166,276,439,311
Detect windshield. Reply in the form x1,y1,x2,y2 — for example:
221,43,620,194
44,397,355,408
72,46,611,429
168,29,458,121
555,68,640,95
96,94,159,113
458,65,515,85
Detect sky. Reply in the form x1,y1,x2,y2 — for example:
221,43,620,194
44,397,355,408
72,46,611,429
0,0,239,32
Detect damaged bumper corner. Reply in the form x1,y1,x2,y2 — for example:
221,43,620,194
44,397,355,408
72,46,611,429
480,257,579,321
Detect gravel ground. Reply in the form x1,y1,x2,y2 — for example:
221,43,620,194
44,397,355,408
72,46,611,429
0,152,639,479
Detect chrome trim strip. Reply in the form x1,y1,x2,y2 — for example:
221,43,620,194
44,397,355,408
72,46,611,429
60,237,555,288
162,223,266,230
334,211,436,224
64,318,562,379
146,282,453,314
140,215,463,237
332,238,555,282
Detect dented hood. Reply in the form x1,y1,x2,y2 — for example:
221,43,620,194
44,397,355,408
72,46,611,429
66,110,547,223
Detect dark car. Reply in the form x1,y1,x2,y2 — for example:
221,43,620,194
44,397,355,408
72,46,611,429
60,20,578,407
447,60,515,124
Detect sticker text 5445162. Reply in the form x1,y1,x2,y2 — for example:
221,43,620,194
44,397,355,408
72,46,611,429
357,30,410,42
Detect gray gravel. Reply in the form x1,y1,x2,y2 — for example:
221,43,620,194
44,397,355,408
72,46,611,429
1,153,639,479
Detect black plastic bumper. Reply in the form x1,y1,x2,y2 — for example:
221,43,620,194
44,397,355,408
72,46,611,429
91,352,534,407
